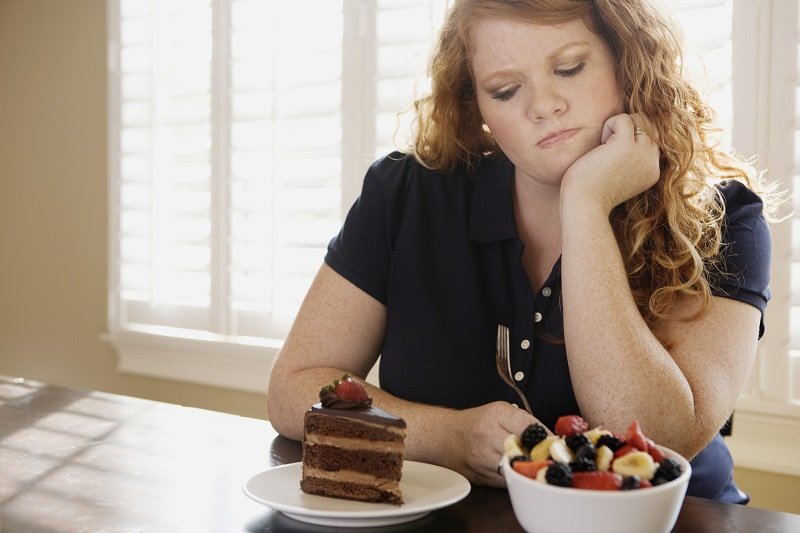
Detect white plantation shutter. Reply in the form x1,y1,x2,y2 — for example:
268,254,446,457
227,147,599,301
226,1,345,338
114,0,215,330
110,0,344,343
374,0,447,156
107,0,446,390
787,3,800,406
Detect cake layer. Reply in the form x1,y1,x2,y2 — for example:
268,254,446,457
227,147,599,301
301,475,402,505
302,465,400,486
304,433,404,453
305,411,405,442
303,443,403,478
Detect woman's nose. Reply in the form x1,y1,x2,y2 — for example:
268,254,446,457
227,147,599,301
527,83,566,120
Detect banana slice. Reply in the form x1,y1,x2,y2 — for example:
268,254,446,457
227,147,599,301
504,433,527,458
584,427,612,445
612,450,656,480
530,435,560,462
595,445,614,471
535,465,549,483
549,438,575,464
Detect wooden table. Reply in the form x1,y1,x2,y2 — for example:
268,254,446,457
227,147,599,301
1,376,799,532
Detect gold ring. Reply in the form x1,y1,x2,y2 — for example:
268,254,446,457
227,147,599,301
634,126,647,136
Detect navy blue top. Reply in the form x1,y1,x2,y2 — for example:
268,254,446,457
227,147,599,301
325,151,771,503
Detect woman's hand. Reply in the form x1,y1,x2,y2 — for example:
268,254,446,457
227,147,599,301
561,113,660,214
440,402,543,488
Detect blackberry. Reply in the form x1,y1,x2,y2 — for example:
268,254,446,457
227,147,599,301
545,462,573,487
596,434,625,452
508,455,529,467
565,434,590,452
575,443,597,461
569,457,597,472
520,423,548,449
654,458,682,482
622,475,642,490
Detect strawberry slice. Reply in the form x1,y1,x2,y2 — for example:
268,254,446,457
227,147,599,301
512,459,551,480
554,415,589,437
625,419,648,451
645,437,666,463
333,375,370,403
572,471,623,491
613,444,638,459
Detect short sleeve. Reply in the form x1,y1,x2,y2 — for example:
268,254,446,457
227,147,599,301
712,181,772,337
324,153,414,305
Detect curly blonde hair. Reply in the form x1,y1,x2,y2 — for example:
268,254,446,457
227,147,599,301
407,0,767,327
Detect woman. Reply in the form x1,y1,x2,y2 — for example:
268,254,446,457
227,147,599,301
267,0,772,503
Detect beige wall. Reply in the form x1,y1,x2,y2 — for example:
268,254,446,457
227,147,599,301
1,0,799,517
0,0,266,420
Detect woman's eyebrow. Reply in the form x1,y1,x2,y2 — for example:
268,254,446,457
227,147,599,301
546,41,591,60
476,41,592,86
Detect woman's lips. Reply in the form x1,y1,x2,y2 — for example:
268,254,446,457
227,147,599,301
537,128,579,148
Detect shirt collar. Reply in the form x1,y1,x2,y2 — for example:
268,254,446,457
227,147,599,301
469,154,518,242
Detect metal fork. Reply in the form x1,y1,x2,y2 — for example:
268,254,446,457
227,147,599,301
496,324,533,415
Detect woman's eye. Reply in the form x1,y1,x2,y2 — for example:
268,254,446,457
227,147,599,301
555,62,585,77
491,86,519,101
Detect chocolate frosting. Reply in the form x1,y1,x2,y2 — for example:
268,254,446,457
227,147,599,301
309,402,407,428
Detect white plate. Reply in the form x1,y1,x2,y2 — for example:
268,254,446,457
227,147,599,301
243,461,471,528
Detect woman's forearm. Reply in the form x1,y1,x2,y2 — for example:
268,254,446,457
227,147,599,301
559,194,703,456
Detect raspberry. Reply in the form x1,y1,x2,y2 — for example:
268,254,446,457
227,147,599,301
545,462,572,487
520,423,548,450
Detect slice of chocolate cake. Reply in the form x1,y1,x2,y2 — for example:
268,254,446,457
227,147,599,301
301,373,406,504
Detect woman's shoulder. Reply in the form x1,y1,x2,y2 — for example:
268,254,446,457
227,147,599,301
715,179,765,223
365,150,498,181
366,151,439,180
362,150,493,202
711,179,771,317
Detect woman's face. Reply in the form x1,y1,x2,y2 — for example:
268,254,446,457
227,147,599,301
471,16,624,187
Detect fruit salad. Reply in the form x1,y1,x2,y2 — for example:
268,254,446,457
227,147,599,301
504,415,684,491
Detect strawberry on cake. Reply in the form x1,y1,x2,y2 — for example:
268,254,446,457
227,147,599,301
301,373,407,504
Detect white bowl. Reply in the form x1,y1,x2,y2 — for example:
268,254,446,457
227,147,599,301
502,447,691,533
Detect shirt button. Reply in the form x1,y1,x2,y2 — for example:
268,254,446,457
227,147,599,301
534,312,543,323
542,286,552,297
520,339,531,350
514,371,525,382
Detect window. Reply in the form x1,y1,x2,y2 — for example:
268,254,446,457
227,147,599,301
107,0,799,470
106,0,446,391
722,0,800,475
